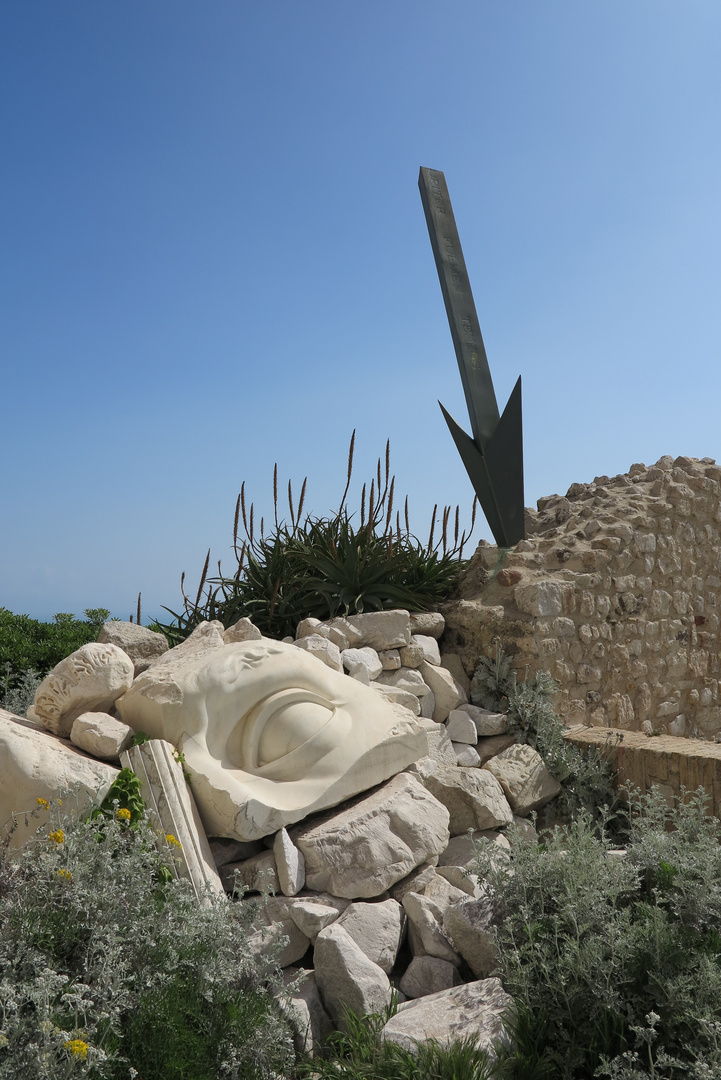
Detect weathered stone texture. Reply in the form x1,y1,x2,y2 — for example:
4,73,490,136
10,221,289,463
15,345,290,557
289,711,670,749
442,456,721,739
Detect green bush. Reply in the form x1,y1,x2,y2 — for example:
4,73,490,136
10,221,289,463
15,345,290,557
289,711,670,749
474,788,721,1079
0,794,294,1079
156,432,477,643
0,608,111,692
471,642,622,829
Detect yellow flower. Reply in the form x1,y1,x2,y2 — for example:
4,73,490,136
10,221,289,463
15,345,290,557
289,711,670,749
0,1033,8,1049
164,833,181,848
55,868,72,881
36,797,49,809
48,829,65,844
116,807,132,822
64,1039,89,1060
57,799,62,806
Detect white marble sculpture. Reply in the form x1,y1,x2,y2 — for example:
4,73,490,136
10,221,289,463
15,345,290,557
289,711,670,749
115,628,428,841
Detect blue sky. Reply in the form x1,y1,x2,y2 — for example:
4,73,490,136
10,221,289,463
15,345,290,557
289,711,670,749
2,2,720,624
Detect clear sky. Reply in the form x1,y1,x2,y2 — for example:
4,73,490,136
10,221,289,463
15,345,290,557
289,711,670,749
2,2,720,625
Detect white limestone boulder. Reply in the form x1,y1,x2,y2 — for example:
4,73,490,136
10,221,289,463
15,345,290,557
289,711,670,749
296,618,350,652
28,643,135,738
97,621,169,676
281,968,334,1057
422,767,513,835
314,923,392,1026
209,836,264,867
389,861,439,903
419,690,436,719
291,773,450,898
341,647,383,681
476,734,516,764
399,956,462,999
0,709,118,849
332,610,411,651
273,827,305,896
409,613,445,639
482,743,562,815
459,704,508,737
453,743,481,767
220,849,279,894
438,829,510,871
380,979,512,1056
420,873,467,913
288,901,339,941
405,720,457,779
443,895,498,977
371,684,421,714
417,662,467,722
292,634,343,672
378,649,401,670
246,896,311,968
376,668,431,699
336,899,406,974
410,635,441,666
398,643,425,668
439,653,470,695
402,892,461,966
446,710,478,744
223,617,262,643
70,712,134,760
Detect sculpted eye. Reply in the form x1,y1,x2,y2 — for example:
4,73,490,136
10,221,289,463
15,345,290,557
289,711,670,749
257,700,333,766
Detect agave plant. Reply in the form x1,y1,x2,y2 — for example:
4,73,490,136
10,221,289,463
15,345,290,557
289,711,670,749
156,432,477,643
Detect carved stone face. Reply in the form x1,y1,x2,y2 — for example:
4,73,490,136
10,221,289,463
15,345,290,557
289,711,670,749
116,631,427,840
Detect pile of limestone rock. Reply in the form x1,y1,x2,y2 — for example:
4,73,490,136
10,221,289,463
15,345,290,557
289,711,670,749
0,609,564,1060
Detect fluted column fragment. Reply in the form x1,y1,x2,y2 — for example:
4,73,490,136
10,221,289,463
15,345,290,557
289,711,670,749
121,739,224,905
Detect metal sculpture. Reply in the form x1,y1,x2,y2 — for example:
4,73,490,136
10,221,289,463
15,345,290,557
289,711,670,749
418,166,525,547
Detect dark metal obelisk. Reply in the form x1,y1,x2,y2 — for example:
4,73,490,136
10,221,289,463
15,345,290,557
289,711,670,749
418,166,525,547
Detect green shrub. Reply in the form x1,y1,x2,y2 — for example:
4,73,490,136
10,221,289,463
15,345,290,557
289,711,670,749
0,794,294,1079
474,788,721,1079
0,607,111,695
471,643,621,829
156,432,477,643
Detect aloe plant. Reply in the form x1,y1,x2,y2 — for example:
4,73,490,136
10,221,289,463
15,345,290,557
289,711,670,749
156,432,477,643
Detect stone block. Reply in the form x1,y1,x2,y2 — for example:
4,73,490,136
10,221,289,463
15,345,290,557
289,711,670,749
418,662,467,722
291,773,449,898
409,612,445,639
292,634,343,672
223,617,262,643
336,898,406,973
70,712,134,760
443,896,498,977
376,668,431,698
281,968,334,1056
97,621,169,675
399,643,425,668
410,635,441,665
422,767,513,835
402,891,461,965
334,610,411,651
378,649,401,670
314,923,392,1026
482,744,562,816
0,709,118,849
453,743,481,767
381,979,513,1057
29,643,135,738
445,710,478,744
273,827,305,896
341,647,383,681
399,955,462,999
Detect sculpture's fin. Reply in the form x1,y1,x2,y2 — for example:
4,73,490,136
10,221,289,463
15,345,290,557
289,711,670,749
484,376,525,547
438,401,506,547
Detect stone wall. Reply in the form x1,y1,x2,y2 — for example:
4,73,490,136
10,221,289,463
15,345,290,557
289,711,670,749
441,455,721,739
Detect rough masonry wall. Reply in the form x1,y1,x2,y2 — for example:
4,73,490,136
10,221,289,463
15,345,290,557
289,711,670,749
441,455,721,739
